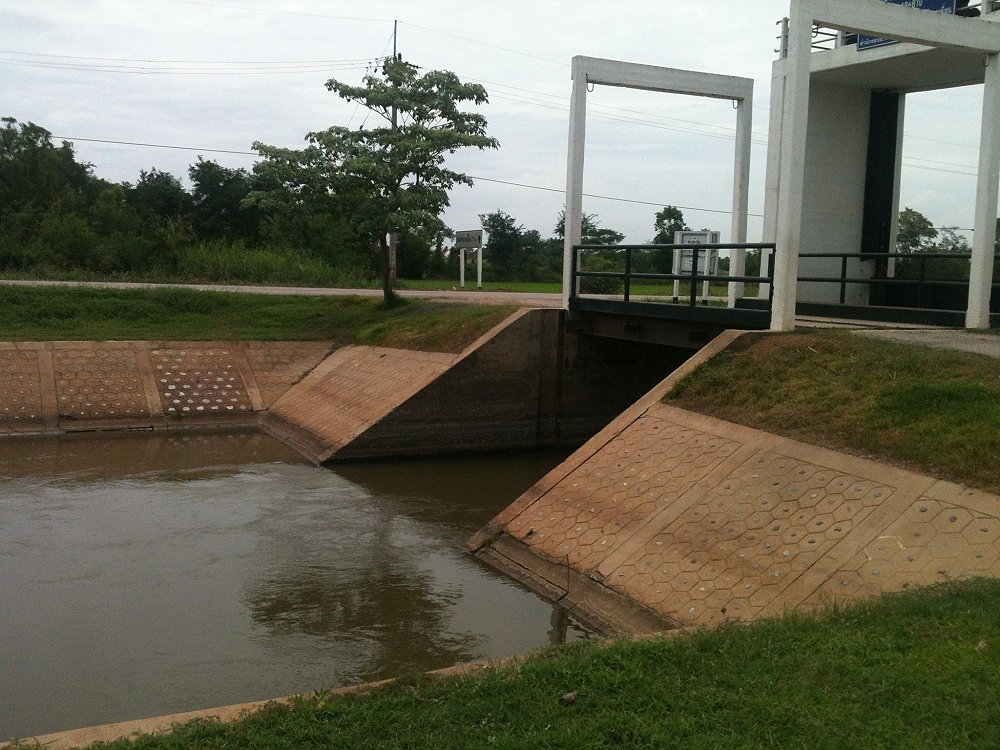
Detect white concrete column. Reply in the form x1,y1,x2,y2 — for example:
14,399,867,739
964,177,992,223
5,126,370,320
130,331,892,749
966,52,1000,329
728,93,753,308
887,94,907,280
769,6,813,331
562,71,589,309
760,66,787,300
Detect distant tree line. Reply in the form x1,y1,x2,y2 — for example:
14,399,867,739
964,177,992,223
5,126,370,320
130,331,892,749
4,112,993,291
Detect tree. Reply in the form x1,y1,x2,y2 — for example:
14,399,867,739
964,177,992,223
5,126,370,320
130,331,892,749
480,210,523,280
251,57,497,302
189,158,259,242
651,205,689,273
126,168,192,221
896,207,937,254
652,205,688,244
936,226,971,254
554,211,624,245
0,117,96,216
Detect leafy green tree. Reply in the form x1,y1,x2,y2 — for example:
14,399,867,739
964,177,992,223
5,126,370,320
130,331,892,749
252,57,497,302
554,211,625,245
896,207,937,254
189,158,259,241
127,168,192,221
555,211,625,293
650,205,689,273
936,227,971,254
652,205,688,244
480,210,523,280
0,117,96,216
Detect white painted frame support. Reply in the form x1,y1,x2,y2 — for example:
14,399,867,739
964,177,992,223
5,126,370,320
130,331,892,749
770,0,1000,330
968,53,1000,328
562,56,754,309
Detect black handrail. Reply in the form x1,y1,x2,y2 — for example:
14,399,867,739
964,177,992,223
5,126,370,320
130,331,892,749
570,242,777,310
796,250,999,308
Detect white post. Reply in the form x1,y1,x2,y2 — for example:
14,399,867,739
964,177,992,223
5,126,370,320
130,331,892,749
477,247,483,289
769,6,813,331
672,233,681,301
460,248,466,288
760,65,787,301
728,92,753,308
562,68,588,309
966,52,1000,329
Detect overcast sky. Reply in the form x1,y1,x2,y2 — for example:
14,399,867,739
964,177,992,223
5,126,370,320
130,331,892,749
0,0,991,244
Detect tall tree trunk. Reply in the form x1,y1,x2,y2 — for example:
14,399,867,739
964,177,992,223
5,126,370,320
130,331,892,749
378,233,396,304
388,231,398,284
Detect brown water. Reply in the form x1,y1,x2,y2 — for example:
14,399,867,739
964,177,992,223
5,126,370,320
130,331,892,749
0,430,587,739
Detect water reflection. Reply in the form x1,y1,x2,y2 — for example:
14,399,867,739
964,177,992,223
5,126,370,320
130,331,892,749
1,432,588,739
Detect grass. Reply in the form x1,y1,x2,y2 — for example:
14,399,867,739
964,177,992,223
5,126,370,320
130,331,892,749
667,329,1000,494
28,578,1000,749
0,285,516,352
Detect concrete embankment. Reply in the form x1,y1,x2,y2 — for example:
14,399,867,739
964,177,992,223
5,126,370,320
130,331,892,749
0,340,332,435
260,308,688,462
1,310,687,462
469,330,1000,635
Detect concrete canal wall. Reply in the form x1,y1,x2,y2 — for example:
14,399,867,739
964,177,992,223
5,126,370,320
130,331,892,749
0,310,687,461
259,309,688,462
0,340,332,435
469,331,1000,635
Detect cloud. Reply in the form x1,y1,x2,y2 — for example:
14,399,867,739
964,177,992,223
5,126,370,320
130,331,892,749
0,0,993,243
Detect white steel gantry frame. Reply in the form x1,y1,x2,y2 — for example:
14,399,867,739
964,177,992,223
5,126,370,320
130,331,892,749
562,56,754,309
771,0,1000,330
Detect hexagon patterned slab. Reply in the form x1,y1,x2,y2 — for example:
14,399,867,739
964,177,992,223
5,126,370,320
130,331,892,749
480,402,1000,632
54,347,148,420
0,348,42,426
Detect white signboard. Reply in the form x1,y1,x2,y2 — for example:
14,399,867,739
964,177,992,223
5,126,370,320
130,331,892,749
455,230,483,249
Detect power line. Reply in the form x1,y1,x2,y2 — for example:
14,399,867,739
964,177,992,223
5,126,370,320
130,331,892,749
397,21,567,67
0,50,376,64
0,58,373,76
54,135,258,156
467,175,763,217
164,1,567,67
166,0,391,24
48,133,757,216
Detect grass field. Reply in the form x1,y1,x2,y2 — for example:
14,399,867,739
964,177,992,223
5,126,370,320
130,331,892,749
32,578,1000,749
0,285,516,352
667,329,1000,494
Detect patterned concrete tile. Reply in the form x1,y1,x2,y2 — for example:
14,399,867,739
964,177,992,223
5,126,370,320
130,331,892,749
150,346,253,416
479,402,1000,632
0,348,42,427
53,347,149,420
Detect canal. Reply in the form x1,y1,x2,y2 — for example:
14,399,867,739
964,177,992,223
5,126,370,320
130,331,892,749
0,430,589,739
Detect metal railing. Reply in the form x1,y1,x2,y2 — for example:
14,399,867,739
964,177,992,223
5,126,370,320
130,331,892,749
797,250,999,309
569,243,776,325
777,3,994,57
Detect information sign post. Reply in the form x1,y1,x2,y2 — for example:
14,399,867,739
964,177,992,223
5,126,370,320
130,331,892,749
455,230,484,289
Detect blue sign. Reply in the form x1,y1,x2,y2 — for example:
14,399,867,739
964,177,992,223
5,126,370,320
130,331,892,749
857,0,956,50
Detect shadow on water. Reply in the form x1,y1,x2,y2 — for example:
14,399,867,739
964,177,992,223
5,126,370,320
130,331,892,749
0,432,587,739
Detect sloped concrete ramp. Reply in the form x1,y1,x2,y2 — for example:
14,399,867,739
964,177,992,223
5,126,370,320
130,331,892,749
470,333,1000,634
260,346,456,462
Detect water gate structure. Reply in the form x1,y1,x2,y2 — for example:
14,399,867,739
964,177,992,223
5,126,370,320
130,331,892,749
561,0,1000,335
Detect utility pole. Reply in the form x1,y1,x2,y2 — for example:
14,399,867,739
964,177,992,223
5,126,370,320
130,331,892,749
387,19,399,286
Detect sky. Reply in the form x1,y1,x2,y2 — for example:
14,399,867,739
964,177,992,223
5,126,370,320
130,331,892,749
0,0,992,245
